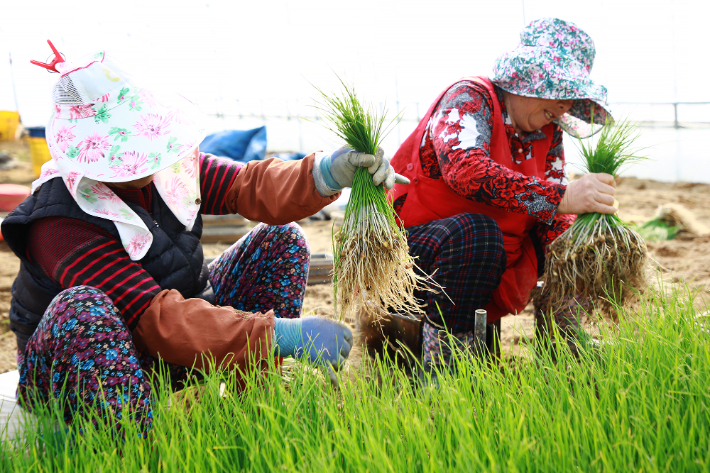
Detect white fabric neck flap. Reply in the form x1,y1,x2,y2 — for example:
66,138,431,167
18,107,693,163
34,51,207,260
34,152,201,261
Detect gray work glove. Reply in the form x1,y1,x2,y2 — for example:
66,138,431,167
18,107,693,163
312,146,410,197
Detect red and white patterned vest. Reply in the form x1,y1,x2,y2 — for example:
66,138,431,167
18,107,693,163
389,76,555,320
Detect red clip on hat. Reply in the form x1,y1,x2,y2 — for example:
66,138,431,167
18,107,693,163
30,40,65,73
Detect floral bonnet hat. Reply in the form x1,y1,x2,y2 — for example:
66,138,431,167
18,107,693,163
491,18,613,138
31,44,207,260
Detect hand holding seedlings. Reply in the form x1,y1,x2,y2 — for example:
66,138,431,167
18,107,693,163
543,119,648,310
557,173,617,215
324,146,410,190
313,76,439,320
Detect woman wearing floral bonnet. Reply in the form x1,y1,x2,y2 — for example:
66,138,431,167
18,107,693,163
387,18,617,369
2,43,405,431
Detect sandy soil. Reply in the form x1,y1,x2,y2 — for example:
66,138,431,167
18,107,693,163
0,139,708,373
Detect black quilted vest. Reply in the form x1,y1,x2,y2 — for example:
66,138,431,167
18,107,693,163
1,177,208,352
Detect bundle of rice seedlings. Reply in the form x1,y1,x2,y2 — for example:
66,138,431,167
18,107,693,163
313,78,435,320
635,203,710,241
543,119,648,308
634,215,680,242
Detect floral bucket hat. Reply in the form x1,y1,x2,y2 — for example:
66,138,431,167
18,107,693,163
491,17,613,138
31,45,207,260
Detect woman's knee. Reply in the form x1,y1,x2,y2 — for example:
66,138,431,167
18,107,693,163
45,285,121,328
251,222,310,252
24,286,126,374
452,213,503,239
264,223,311,261
50,286,110,307
438,214,506,275
274,222,309,247
444,213,504,251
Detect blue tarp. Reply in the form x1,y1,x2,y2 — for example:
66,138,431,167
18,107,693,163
199,127,267,163
199,127,306,163
26,127,46,138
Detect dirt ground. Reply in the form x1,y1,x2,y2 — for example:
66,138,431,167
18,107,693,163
0,139,708,373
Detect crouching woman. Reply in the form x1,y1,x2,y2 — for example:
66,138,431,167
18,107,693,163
2,47,402,431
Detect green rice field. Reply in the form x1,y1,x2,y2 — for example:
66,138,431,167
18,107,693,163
1,284,708,472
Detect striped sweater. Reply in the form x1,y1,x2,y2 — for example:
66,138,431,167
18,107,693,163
27,153,240,328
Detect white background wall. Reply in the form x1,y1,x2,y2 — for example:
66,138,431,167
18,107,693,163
0,0,707,181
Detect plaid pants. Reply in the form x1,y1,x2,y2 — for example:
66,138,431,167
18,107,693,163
406,213,506,333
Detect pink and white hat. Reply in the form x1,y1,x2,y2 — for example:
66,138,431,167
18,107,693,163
32,46,207,260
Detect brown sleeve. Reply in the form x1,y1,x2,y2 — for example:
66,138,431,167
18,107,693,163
225,153,339,224
131,289,275,375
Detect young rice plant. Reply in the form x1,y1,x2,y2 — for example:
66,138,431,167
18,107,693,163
3,284,709,471
543,118,648,308
313,78,434,319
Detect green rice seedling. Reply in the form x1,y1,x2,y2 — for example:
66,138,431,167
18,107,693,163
312,77,435,319
543,119,648,309
2,282,710,471
633,216,679,241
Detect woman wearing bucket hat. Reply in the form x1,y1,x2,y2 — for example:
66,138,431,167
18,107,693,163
387,18,616,369
1,45,405,431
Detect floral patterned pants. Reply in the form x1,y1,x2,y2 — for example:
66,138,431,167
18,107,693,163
17,223,310,432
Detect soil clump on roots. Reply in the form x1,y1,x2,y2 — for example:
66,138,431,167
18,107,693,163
544,213,648,309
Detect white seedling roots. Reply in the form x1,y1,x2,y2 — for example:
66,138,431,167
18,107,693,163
333,203,435,320
543,215,648,310
312,78,441,320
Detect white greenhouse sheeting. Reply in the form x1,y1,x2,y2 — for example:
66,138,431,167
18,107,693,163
0,370,29,442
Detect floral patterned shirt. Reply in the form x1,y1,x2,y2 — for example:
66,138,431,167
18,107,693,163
396,80,574,248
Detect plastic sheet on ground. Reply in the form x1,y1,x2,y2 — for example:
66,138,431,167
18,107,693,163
0,370,27,442
199,127,307,164
199,126,268,163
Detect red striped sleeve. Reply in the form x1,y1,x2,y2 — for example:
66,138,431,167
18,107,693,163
94,263,134,289
127,299,153,327
199,153,241,215
28,217,161,330
60,240,115,283
54,238,160,330
201,155,217,197
67,247,124,287
113,275,157,305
